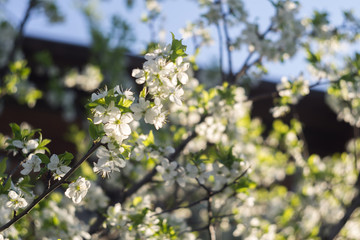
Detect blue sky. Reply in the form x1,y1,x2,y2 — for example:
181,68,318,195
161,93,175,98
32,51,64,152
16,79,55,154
3,0,360,81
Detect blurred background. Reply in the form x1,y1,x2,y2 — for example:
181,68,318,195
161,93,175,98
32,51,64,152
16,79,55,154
0,0,357,158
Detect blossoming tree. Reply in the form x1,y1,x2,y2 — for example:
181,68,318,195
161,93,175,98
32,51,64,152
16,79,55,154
0,0,360,239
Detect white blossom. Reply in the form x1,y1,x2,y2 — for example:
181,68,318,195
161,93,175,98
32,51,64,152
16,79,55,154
91,87,108,102
104,110,133,138
93,101,118,124
130,97,150,121
47,154,71,180
20,154,42,175
12,139,39,155
93,146,126,177
6,190,27,210
65,177,91,204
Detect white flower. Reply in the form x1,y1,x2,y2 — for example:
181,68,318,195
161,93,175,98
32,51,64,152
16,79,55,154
107,203,127,227
144,100,166,130
93,101,118,124
168,86,184,106
156,158,178,184
91,87,108,102
47,154,71,180
12,139,39,155
6,190,27,210
187,163,209,185
210,163,230,190
113,86,135,101
93,146,127,177
130,97,150,121
132,68,146,84
104,110,133,137
101,130,126,149
20,154,42,175
173,57,190,85
145,107,166,130
65,177,91,204
270,105,290,118
186,163,198,178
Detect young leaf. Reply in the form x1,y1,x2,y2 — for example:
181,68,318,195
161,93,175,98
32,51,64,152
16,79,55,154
169,32,187,62
36,153,50,164
59,152,74,165
9,123,21,139
0,158,7,174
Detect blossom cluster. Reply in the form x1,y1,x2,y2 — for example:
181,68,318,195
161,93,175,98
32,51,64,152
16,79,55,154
271,75,310,118
106,196,196,240
327,78,360,127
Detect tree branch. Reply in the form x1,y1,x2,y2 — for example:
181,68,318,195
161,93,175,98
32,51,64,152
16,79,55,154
0,141,102,232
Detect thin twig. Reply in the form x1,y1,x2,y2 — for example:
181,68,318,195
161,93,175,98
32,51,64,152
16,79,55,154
0,141,101,232
234,23,273,82
154,167,250,216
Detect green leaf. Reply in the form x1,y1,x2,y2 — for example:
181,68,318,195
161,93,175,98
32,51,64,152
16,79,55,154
132,196,142,207
89,122,99,140
37,153,50,164
143,131,154,147
169,32,187,62
139,87,147,98
3,177,11,192
59,152,74,165
0,158,7,174
9,123,21,139
39,139,51,148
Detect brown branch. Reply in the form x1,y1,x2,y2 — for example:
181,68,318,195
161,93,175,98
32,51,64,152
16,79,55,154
0,141,101,232
154,167,250,216
234,24,273,82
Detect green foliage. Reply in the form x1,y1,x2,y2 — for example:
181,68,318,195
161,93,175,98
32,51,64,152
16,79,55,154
89,120,102,141
18,176,35,196
58,152,74,166
37,153,50,164
0,177,11,194
0,158,7,177
234,178,256,194
170,33,188,62
143,130,155,147
217,145,239,169
305,45,321,65
2,60,43,107
311,10,329,26
6,123,51,154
